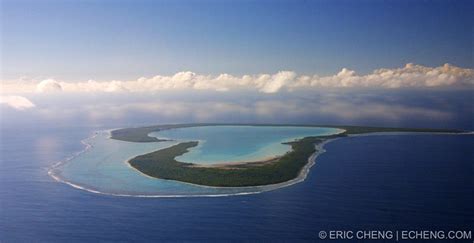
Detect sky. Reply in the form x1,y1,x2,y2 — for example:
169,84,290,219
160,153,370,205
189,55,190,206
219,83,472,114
0,0,473,130
1,0,473,80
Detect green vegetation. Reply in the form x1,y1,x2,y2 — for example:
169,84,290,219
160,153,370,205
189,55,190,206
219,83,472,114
110,126,162,142
111,123,463,143
129,135,338,187
327,125,463,135
111,123,219,142
117,123,465,187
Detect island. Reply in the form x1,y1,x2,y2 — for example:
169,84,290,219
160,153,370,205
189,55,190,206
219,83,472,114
111,124,463,187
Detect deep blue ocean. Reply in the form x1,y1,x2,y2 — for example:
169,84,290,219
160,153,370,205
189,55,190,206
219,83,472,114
1,125,473,242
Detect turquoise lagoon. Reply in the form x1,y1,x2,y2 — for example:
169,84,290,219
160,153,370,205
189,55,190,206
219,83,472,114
51,126,343,196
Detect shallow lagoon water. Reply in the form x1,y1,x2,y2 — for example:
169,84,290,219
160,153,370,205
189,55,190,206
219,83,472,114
51,126,342,196
152,126,341,164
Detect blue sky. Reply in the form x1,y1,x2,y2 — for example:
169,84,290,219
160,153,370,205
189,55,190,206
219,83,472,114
1,0,472,81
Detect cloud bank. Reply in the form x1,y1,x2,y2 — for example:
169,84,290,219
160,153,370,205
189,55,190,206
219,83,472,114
1,63,472,94
2,89,472,130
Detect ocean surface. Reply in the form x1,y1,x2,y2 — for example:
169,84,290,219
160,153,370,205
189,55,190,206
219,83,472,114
0,125,473,242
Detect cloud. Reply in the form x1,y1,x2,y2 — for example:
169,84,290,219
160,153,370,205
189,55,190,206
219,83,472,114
36,79,63,93
315,101,452,121
2,63,472,94
302,63,474,88
26,94,453,125
104,81,129,92
0,95,36,110
4,89,470,130
258,71,297,93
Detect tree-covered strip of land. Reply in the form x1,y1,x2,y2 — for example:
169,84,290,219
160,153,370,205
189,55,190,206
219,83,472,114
111,123,464,143
129,135,338,187
119,123,465,187
110,123,221,142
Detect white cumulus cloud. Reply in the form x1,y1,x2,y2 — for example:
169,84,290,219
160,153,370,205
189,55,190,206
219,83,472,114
258,71,297,93
36,79,63,93
0,96,36,110
2,63,472,94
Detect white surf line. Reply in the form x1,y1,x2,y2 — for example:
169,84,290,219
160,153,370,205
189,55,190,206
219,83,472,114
48,172,264,198
49,136,340,198
46,130,263,197
50,128,469,198
48,127,127,174
47,131,98,177
47,128,346,198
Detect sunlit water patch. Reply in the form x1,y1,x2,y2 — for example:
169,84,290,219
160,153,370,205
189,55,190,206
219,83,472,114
50,126,343,196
